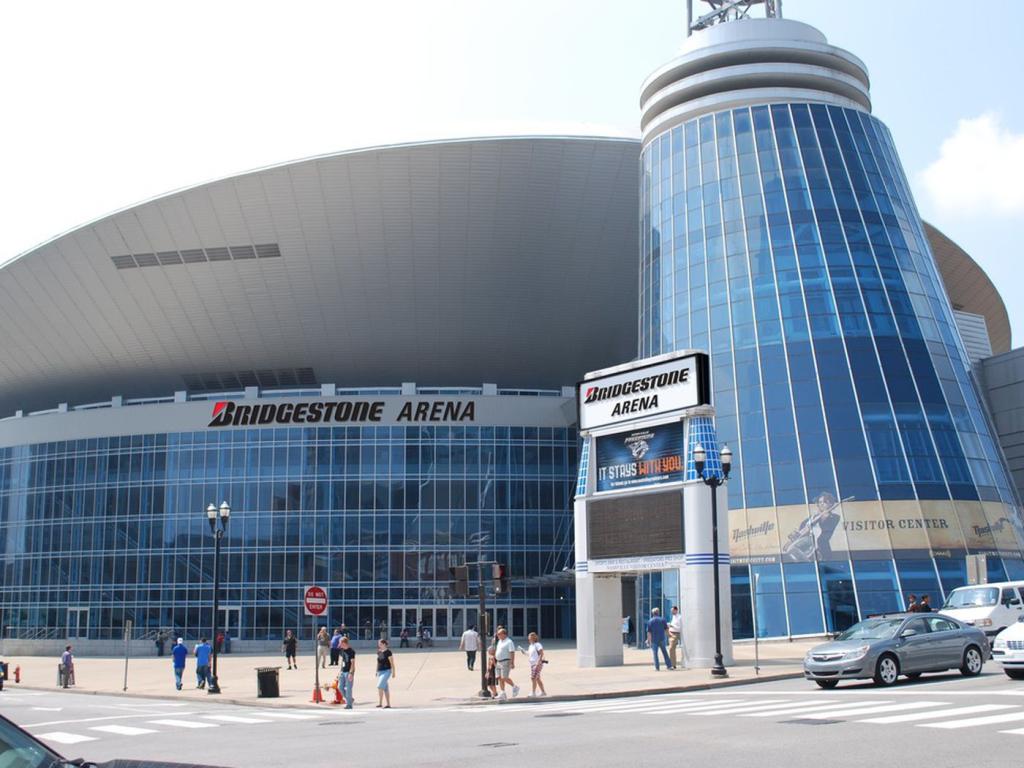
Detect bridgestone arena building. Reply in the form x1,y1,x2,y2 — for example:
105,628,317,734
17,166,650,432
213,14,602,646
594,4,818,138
3,16,1024,650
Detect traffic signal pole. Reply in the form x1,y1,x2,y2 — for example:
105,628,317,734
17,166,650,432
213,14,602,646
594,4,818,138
478,561,490,698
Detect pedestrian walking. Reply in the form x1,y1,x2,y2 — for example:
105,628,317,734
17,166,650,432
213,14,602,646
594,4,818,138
399,627,410,648
193,637,213,689
646,608,673,671
171,637,187,691
223,630,231,654
906,594,920,612
920,595,934,612
621,616,630,646
459,624,480,670
215,632,224,654
336,636,356,709
283,629,298,669
364,620,372,641
330,628,342,666
526,632,546,697
493,627,519,700
484,646,498,698
316,626,330,669
59,645,74,689
668,606,684,669
155,629,168,657
375,639,396,708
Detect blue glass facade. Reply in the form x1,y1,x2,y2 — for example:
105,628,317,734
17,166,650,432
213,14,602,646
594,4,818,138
639,103,1024,637
0,417,577,640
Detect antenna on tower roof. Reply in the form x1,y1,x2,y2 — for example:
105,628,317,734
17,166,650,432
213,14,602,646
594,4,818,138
687,0,781,36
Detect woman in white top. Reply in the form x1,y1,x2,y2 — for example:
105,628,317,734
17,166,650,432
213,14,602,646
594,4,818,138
527,632,546,697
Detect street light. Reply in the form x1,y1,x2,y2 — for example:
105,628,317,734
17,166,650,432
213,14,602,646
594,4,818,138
692,442,732,678
205,501,230,694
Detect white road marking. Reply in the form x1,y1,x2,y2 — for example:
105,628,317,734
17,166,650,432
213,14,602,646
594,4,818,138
923,711,1024,729
556,699,739,715
861,704,1017,724
91,724,158,736
203,714,273,724
743,700,894,718
640,700,791,715
25,712,192,728
690,700,828,716
254,711,323,720
36,731,97,744
799,701,946,719
148,718,218,729
31,707,62,711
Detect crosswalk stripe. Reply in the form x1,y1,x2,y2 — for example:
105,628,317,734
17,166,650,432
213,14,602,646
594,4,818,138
148,718,218,729
554,699,739,715
860,704,1017,724
743,700,893,718
255,711,322,720
203,714,273,724
36,731,97,744
799,701,946,719
998,727,1024,735
922,711,1024,729
690,700,827,716
90,725,158,736
532,696,701,713
644,699,789,716
600,700,749,715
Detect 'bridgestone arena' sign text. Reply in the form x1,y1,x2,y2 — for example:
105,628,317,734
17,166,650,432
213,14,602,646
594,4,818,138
208,399,475,427
577,353,710,431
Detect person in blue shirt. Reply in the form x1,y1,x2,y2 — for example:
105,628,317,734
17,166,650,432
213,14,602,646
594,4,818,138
171,637,188,691
193,638,213,689
646,608,674,671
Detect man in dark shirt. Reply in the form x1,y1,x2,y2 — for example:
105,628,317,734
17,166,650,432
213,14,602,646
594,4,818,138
337,636,356,709
646,608,674,671
906,594,920,612
919,595,934,613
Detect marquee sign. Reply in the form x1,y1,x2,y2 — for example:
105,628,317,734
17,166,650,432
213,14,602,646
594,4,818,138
595,423,685,493
577,353,709,431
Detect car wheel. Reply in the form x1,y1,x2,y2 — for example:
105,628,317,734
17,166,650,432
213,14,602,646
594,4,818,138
873,654,900,686
906,672,922,680
960,646,983,677
815,680,839,689
1005,669,1024,680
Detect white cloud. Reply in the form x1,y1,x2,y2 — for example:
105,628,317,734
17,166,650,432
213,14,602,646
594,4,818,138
919,113,1024,216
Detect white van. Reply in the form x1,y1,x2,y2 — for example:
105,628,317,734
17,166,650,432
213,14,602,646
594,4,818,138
992,620,1024,679
941,581,1024,637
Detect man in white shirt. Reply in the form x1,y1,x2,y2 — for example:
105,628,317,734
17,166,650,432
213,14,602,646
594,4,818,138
493,627,520,700
459,624,481,670
668,606,684,669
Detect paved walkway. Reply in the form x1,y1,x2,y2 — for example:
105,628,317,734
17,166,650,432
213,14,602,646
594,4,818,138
2,639,817,708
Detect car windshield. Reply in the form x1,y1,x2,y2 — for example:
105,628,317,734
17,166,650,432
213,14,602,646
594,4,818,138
0,716,64,768
943,587,998,609
836,618,904,641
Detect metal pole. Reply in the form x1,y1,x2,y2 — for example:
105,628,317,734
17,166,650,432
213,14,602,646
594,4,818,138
753,571,760,676
478,562,490,698
209,530,222,693
686,0,693,36
123,619,131,691
710,481,727,677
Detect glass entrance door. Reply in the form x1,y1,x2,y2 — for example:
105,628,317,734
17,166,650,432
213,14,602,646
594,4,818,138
67,607,89,638
218,606,241,641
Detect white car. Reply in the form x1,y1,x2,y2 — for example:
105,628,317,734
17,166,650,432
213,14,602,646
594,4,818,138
992,618,1024,679
940,582,1024,638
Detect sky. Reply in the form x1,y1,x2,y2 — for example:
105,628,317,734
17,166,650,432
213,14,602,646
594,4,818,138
2,0,1022,345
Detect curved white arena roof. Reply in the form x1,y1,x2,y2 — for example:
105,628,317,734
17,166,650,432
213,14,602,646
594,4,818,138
0,137,640,415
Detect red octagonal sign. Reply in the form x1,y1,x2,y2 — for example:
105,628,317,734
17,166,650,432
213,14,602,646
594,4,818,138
303,585,328,617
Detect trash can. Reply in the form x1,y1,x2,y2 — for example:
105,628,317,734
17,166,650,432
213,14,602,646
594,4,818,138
255,666,280,698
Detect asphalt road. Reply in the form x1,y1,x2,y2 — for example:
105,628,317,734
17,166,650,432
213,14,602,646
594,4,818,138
4,667,1024,767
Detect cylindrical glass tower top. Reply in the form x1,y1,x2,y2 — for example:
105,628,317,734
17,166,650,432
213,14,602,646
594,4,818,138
638,15,1024,634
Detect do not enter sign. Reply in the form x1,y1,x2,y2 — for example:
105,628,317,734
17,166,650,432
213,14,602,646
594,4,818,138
303,585,328,616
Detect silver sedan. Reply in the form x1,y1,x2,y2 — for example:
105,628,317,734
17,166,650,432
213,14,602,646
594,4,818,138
803,612,989,688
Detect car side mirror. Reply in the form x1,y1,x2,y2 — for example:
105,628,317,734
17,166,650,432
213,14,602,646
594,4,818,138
900,629,917,638
1009,598,1021,606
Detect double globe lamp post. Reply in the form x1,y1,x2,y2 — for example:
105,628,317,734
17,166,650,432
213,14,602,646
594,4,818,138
205,501,230,694
691,442,732,678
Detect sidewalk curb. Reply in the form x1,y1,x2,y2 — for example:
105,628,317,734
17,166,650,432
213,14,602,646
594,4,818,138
458,669,805,706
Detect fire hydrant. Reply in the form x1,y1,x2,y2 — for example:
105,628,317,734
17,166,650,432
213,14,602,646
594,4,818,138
14,666,20,684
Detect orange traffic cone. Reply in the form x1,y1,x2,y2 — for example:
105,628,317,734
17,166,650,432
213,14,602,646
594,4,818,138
331,686,343,705
311,685,324,703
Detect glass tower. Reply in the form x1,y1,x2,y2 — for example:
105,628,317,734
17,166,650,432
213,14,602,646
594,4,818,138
639,17,1024,637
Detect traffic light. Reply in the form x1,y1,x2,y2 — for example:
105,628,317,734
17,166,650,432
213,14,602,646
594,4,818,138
448,565,469,597
492,563,510,594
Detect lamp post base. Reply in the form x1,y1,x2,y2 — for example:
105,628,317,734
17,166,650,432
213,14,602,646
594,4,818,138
710,655,728,678
478,688,492,699
207,677,222,694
